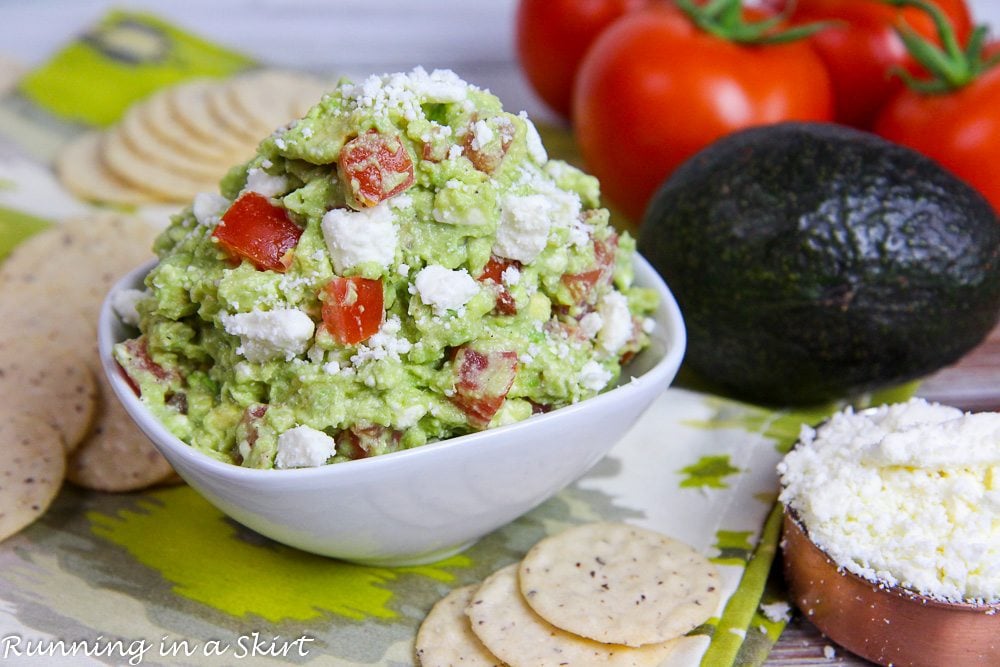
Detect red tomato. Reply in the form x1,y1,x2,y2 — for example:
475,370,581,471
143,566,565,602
562,232,617,306
573,5,833,221
875,43,1000,214
338,131,415,208
478,256,520,315
778,0,972,129
450,347,519,429
116,336,176,396
515,0,649,119
573,4,834,222
322,276,384,345
213,192,302,272
336,424,403,460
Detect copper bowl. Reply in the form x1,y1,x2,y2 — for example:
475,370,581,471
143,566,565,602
782,510,1000,666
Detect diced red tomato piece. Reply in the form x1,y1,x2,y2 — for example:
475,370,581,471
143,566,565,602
322,276,384,346
213,192,302,273
561,232,618,305
450,347,519,429
478,256,521,315
335,424,403,460
463,116,515,174
116,336,177,396
338,131,415,208
478,256,519,284
235,404,269,465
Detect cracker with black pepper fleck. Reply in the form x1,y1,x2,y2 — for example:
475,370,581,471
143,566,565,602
518,522,721,647
0,414,65,542
467,563,677,667
415,584,504,667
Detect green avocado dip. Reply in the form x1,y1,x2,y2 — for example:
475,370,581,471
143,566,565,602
112,67,657,469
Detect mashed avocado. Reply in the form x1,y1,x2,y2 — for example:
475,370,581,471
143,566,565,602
114,68,657,468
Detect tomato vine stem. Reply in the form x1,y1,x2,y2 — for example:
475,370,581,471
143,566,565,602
885,0,1000,93
674,0,833,45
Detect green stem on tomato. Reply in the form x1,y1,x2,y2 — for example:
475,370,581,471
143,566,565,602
674,0,835,45
884,0,1000,93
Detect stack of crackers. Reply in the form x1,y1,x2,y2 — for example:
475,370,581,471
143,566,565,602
0,212,176,543
416,522,721,666
55,69,328,204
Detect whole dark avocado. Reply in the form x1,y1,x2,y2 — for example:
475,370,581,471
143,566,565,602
639,122,1000,405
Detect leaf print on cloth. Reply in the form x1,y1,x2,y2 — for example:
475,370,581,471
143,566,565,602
712,530,754,566
89,485,471,623
679,455,741,489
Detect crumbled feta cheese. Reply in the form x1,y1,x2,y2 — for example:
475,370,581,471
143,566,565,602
642,317,656,334
760,601,791,623
192,192,229,227
414,265,480,316
578,360,612,392
245,167,289,198
112,288,147,327
470,119,494,150
350,316,413,365
221,309,315,363
779,398,1000,603
321,202,397,273
493,194,553,263
340,67,470,122
519,111,548,164
395,404,427,428
274,425,336,469
397,263,410,276
597,291,633,354
389,193,413,210
447,144,464,160
823,645,836,660
501,266,521,287
322,361,341,374
579,312,603,339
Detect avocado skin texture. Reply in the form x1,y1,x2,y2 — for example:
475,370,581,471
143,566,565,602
639,122,1000,405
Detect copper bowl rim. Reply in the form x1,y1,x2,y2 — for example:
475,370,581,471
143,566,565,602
782,505,1000,613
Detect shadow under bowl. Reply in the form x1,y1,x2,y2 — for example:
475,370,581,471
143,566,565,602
781,509,1000,666
98,253,686,566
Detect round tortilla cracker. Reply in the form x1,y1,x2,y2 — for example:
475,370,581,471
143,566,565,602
518,522,721,647
67,368,174,492
415,584,502,667
55,131,159,205
167,80,252,155
0,212,158,325
142,86,242,163
101,128,219,202
226,70,327,135
467,564,678,667
0,414,66,542
207,77,263,142
115,104,230,181
0,347,96,453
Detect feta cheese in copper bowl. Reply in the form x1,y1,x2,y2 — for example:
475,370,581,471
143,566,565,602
778,398,1000,666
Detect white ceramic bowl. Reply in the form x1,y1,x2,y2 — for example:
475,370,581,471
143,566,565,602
98,254,685,566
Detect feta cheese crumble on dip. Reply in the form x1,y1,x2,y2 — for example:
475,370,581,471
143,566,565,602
779,398,1000,603
113,68,656,469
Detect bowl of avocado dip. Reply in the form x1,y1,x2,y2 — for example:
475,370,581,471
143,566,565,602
99,68,685,565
